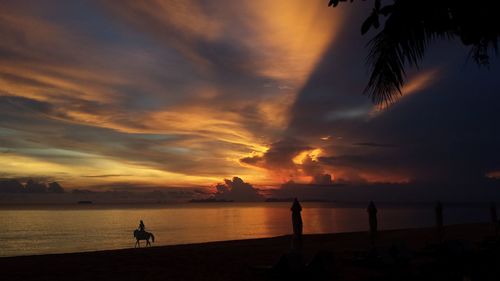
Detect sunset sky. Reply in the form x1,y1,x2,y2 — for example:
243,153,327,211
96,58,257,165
1,0,500,191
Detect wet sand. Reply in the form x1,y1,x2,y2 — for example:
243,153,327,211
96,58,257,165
0,223,496,281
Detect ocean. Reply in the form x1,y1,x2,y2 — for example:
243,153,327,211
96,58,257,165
0,202,492,257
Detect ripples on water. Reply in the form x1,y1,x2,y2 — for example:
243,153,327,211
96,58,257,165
0,202,491,257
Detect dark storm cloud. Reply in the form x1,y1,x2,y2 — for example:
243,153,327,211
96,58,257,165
343,65,500,183
232,2,500,190
281,14,500,185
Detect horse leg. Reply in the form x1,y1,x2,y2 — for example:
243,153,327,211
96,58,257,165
136,240,140,248
146,239,151,247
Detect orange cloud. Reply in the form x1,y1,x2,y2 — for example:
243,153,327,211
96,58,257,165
0,1,346,188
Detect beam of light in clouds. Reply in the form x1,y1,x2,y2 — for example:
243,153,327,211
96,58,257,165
370,68,443,115
0,0,343,189
3,1,498,194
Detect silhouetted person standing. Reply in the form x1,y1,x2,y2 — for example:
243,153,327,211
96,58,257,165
291,198,303,252
490,202,498,235
435,201,443,242
367,201,378,246
139,220,145,232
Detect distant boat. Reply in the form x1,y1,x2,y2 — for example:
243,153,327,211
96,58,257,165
77,200,93,204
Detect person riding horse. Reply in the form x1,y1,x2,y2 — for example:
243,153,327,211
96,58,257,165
134,220,155,247
138,220,145,233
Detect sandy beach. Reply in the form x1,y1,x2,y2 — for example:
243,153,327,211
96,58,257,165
1,222,498,281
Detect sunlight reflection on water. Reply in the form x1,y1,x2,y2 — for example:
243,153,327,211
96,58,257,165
0,202,491,257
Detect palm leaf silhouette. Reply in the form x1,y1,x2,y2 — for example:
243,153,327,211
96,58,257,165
330,0,500,104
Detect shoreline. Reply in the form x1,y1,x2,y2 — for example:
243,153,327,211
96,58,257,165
1,222,497,280
1,200,496,209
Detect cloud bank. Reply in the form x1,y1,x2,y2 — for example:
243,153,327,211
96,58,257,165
212,177,263,202
0,0,499,200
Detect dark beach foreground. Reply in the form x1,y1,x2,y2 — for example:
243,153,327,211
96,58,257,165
1,223,499,281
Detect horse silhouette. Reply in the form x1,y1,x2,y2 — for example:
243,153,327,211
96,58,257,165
133,229,155,247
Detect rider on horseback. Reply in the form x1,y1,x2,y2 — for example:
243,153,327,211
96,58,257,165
134,220,154,247
138,220,145,233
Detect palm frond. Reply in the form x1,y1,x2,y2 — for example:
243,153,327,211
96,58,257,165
364,2,452,104
328,0,500,104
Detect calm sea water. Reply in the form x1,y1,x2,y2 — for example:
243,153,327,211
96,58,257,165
0,202,492,257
